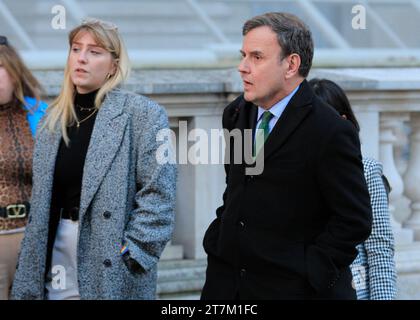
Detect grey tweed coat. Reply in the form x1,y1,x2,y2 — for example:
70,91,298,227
11,89,177,300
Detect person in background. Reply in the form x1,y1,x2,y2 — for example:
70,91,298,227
309,78,397,300
0,35,47,300
11,18,176,300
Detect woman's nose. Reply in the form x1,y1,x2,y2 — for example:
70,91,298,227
77,50,88,63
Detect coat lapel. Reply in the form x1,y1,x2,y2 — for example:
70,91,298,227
33,123,62,225
234,98,257,170
79,89,129,220
256,79,314,162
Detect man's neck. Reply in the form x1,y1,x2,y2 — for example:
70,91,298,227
261,78,304,110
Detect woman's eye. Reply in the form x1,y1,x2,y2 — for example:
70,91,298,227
72,47,80,52
91,50,101,55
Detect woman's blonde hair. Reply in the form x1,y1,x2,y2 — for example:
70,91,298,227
0,39,45,110
44,18,130,145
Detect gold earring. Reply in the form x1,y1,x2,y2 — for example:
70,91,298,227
106,73,112,80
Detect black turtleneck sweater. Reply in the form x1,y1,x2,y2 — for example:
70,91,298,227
51,89,99,211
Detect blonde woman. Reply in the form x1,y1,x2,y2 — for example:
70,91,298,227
11,19,176,300
0,35,47,300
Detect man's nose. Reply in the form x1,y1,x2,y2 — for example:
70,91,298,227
238,58,249,74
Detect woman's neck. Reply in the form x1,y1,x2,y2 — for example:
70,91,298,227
74,88,99,110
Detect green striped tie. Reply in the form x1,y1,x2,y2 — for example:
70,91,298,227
254,111,274,158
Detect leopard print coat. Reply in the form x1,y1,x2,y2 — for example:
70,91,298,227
0,102,33,232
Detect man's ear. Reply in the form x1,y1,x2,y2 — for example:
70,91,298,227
285,53,301,79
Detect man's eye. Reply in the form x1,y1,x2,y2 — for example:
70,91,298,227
72,47,80,52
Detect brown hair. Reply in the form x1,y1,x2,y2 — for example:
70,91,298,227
0,39,45,110
243,12,314,78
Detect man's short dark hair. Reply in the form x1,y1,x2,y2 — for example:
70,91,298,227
243,12,314,78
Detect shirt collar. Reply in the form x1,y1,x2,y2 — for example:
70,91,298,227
257,84,300,122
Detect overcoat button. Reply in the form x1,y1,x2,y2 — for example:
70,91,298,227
103,259,112,267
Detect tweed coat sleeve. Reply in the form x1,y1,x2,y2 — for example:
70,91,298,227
355,158,397,299
123,95,177,272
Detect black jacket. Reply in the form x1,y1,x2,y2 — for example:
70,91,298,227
201,80,373,300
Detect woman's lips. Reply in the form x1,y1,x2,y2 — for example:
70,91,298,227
75,68,88,74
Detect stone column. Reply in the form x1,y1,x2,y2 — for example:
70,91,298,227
380,113,413,244
161,117,184,260
172,115,225,259
403,113,420,240
357,111,379,160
